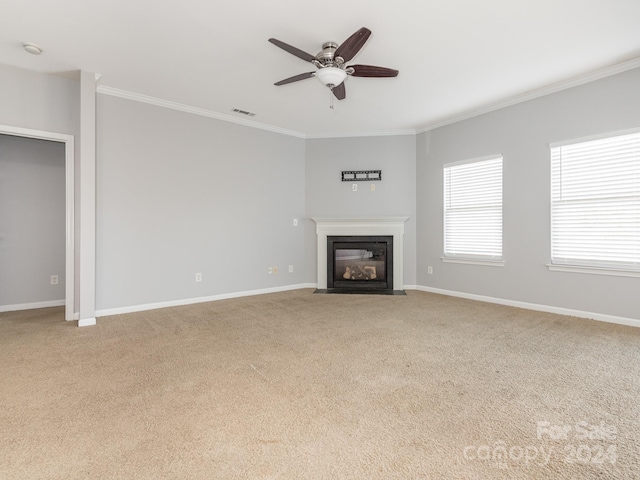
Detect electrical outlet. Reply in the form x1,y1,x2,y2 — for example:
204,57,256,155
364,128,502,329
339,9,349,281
293,218,298,226
195,272,202,282
273,266,278,274
428,266,433,275
352,183,358,192
51,275,59,285
268,267,273,275
288,265,294,273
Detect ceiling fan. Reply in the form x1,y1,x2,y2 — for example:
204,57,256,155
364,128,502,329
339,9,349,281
268,27,398,101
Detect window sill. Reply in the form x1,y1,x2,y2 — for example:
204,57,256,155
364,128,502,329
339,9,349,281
547,264,640,278
441,257,505,267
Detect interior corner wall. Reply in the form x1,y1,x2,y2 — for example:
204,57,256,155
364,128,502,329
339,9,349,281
95,94,306,311
416,66,640,320
304,135,417,286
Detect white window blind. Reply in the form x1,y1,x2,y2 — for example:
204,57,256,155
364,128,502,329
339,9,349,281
550,130,640,271
444,156,503,260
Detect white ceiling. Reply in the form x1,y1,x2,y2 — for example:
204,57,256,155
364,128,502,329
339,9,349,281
2,0,640,137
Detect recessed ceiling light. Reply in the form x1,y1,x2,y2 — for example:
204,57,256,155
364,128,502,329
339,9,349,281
22,43,43,55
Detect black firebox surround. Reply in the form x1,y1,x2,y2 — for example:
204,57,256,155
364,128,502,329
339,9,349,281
316,235,404,295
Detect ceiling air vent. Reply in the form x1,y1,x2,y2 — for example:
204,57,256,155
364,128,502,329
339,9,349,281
231,108,256,117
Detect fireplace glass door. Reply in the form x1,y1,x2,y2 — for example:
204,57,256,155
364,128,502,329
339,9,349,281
327,236,393,290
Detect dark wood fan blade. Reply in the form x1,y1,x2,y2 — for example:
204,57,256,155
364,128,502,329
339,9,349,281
268,38,316,63
274,72,315,86
334,27,371,62
349,65,399,78
332,83,346,100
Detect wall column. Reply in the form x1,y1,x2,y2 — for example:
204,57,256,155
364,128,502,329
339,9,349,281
78,71,98,327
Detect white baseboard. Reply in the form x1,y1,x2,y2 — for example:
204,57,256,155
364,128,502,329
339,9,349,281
414,285,640,328
95,283,317,317
7,287,635,330
78,317,97,327
0,300,65,313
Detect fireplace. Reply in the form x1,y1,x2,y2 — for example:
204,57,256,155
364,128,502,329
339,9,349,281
327,236,393,291
312,217,408,294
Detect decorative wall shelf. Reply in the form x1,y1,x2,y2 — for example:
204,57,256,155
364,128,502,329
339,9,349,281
341,170,382,181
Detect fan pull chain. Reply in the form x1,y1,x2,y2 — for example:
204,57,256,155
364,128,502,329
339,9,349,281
329,88,334,110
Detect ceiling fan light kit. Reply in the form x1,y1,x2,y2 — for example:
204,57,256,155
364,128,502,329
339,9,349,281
269,27,398,102
315,67,347,87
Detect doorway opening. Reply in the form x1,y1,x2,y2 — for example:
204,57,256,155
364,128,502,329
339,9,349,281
0,125,74,321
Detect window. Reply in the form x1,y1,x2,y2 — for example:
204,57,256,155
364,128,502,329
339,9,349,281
443,155,503,264
550,130,640,275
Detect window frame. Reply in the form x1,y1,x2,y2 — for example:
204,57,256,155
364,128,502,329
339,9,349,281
442,154,505,267
548,128,640,278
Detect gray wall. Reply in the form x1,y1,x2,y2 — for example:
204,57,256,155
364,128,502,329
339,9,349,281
0,64,79,135
96,95,306,310
2,62,637,321
0,64,81,314
416,67,640,320
305,135,417,286
0,135,66,306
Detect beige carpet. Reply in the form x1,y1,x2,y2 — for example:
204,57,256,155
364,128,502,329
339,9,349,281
1,289,639,479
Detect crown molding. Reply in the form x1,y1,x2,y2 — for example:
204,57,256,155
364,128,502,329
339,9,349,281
97,56,640,140
97,84,416,139
96,85,307,138
305,129,417,139
417,56,640,134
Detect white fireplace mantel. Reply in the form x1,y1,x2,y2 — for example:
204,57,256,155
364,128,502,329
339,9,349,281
312,217,409,290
